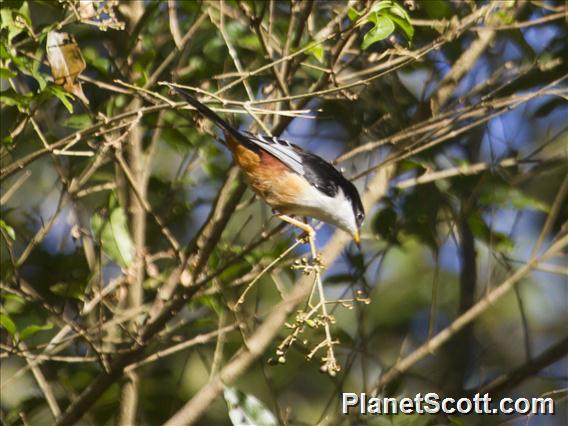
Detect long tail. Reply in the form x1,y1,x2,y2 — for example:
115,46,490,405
171,86,255,149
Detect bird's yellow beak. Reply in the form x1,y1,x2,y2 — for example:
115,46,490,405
353,229,361,247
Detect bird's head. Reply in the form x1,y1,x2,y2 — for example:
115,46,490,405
346,200,364,248
331,186,364,247
352,205,365,247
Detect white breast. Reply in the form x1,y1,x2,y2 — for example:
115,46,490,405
282,183,357,235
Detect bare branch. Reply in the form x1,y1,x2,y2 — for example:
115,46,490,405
369,234,568,394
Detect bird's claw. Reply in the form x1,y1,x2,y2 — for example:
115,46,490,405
296,231,310,244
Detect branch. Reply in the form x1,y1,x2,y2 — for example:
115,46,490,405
349,83,568,180
477,335,568,395
55,168,246,426
167,0,183,49
430,1,531,113
447,209,476,392
369,234,568,395
125,323,239,372
395,158,518,189
19,341,61,420
430,18,497,113
148,166,246,319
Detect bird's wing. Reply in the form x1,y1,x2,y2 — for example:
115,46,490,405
245,132,306,176
246,132,354,200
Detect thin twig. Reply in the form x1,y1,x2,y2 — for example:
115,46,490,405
369,234,568,394
19,341,61,419
167,0,183,48
235,240,302,308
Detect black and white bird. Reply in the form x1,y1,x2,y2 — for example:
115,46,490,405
172,87,365,244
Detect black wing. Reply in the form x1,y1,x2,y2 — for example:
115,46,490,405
244,132,306,176
243,132,364,220
301,153,365,220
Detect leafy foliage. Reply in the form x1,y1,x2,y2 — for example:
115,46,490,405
91,196,135,268
224,387,277,426
349,0,414,48
1,1,566,425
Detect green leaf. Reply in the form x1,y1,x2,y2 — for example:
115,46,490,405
0,41,11,60
0,7,28,42
31,59,47,91
83,46,110,74
0,88,32,111
387,1,412,22
236,33,261,51
0,313,17,336
224,387,277,426
49,282,86,301
0,67,17,80
92,202,135,268
398,159,427,174
0,10,17,42
467,212,514,252
0,95,21,107
0,9,14,30
509,189,550,212
63,114,91,129
479,186,550,213
0,219,16,240
17,1,31,26
495,10,514,25
307,43,325,63
1,293,25,304
353,1,414,47
349,1,398,21
48,85,74,113
362,14,395,50
370,1,395,14
19,322,53,341
347,7,360,21
9,52,48,91
384,10,414,40
196,294,222,316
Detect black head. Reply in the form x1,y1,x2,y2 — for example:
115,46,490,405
346,181,365,229
343,179,364,247
353,196,365,229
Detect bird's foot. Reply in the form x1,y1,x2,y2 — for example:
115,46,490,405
296,230,310,244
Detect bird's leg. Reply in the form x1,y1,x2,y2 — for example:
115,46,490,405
277,214,319,306
277,215,318,260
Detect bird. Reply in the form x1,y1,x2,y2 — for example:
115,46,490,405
170,86,365,249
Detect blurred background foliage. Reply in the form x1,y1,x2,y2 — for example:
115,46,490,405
0,0,567,425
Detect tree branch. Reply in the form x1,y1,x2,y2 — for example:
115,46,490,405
369,234,568,395
478,335,568,395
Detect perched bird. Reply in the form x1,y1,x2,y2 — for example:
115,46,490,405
171,86,365,246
